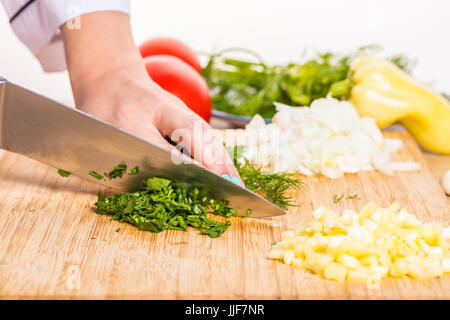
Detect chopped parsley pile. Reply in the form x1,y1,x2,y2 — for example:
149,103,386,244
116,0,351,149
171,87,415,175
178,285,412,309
96,177,238,238
58,147,303,238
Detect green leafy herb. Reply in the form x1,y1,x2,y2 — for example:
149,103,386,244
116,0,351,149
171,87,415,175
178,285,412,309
115,227,120,232
333,193,361,202
388,54,416,74
203,45,414,118
104,162,127,180
57,169,71,177
333,193,345,203
129,166,139,175
95,177,241,238
89,171,104,180
227,146,304,209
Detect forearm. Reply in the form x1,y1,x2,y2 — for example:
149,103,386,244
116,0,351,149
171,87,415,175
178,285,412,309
61,11,149,103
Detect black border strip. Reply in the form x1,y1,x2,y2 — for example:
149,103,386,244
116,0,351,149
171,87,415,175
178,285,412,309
0,300,445,317
9,0,36,23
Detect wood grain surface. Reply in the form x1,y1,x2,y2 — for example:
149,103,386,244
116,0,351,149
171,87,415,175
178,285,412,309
0,131,448,299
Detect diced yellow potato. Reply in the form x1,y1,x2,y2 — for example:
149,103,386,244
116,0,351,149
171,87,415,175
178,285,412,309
358,202,378,222
268,249,285,260
360,255,378,267
315,254,335,272
280,236,296,250
379,208,397,225
390,258,408,277
361,219,379,232
268,202,450,286
322,211,342,227
337,254,362,270
427,246,444,258
366,273,382,289
292,258,303,269
324,263,347,282
407,263,427,280
347,268,370,281
303,253,334,275
375,236,394,251
392,242,416,258
421,258,443,278
418,224,437,246
388,202,401,214
401,214,421,229
294,242,305,258
303,246,317,258
341,210,359,226
303,221,323,234
442,258,450,273
283,250,295,265
370,265,389,278
378,253,392,269
312,207,327,220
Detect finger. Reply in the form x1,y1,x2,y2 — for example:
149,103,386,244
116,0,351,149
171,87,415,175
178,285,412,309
130,123,204,168
159,108,244,186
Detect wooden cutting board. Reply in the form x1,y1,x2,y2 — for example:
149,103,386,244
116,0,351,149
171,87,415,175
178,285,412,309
0,131,448,299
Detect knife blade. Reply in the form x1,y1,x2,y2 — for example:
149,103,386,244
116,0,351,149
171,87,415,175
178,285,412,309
0,78,285,217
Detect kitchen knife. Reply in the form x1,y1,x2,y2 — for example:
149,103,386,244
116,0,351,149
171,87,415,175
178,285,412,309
0,77,285,217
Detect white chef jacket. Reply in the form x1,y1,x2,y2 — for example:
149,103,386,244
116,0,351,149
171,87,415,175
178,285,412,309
1,0,130,72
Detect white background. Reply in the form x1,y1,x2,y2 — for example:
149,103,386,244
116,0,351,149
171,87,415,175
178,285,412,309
1,0,449,106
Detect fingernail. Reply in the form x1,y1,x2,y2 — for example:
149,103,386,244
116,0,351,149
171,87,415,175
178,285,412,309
222,174,231,181
231,176,242,186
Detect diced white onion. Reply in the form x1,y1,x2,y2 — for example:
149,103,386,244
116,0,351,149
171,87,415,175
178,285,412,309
228,97,420,178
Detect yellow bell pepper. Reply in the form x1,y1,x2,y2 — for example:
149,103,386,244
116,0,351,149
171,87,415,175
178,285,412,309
350,56,450,154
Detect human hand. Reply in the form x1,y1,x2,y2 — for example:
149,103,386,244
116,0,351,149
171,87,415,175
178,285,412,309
61,11,242,183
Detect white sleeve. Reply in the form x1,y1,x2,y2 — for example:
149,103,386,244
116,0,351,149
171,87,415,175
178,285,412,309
1,0,131,72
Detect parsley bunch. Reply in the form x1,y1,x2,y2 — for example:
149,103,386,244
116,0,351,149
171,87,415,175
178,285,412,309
202,45,414,118
96,177,239,238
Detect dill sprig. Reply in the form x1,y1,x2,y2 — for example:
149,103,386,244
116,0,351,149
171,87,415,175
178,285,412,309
333,193,361,203
227,146,304,209
333,193,345,203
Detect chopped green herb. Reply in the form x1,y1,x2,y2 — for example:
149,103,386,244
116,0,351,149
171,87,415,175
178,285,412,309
129,166,139,175
333,193,345,203
105,162,127,180
346,194,361,200
115,228,120,232
333,193,361,202
95,177,243,238
89,171,104,180
57,169,71,177
227,146,303,209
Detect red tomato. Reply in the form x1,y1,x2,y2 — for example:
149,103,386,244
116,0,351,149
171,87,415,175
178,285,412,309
143,55,212,122
139,37,202,73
